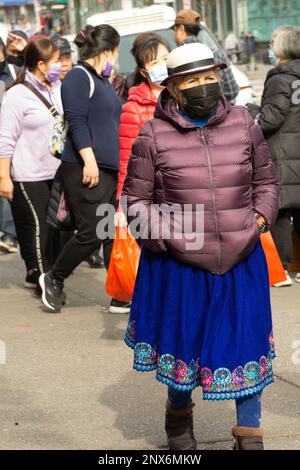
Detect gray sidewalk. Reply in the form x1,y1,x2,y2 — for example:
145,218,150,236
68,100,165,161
0,251,299,450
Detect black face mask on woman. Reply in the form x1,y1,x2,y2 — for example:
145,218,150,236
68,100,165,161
180,82,221,119
0,60,6,73
6,54,24,67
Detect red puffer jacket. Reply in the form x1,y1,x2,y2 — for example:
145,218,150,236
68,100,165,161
117,82,157,201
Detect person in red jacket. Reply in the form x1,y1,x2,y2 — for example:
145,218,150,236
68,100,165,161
117,33,170,202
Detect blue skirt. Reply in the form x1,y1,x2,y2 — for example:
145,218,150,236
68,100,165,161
125,241,275,401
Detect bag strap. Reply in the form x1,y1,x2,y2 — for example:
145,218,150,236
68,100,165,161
73,65,95,99
8,63,17,81
23,81,60,118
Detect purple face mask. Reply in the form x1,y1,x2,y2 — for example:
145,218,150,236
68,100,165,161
102,59,114,77
46,62,62,83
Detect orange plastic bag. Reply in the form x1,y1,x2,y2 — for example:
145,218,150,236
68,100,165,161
260,232,287,285
106,225,141,301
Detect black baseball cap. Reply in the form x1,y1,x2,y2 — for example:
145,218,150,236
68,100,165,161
52,36,73,55
7,29,29,43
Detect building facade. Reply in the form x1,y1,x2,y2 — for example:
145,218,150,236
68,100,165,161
66,0,300,41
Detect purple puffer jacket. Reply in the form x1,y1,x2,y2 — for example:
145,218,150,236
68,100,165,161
122,91,279,274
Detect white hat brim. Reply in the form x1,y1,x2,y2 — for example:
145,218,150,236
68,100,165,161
161,62,227,87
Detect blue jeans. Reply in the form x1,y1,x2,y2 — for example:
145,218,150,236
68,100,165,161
168,388,262,428
0,197,17,239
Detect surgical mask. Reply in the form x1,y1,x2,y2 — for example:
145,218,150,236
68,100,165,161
180,82,221,119
268,48,278,66
102,58,115,77
147,62,168,85
46,62,61,83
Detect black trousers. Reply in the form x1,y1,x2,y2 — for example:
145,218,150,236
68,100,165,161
271,208,300,269
11,180,60,273
52,163,117,283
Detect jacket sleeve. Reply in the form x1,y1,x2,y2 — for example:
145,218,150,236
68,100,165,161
259,74,292,135
248,112,279,228
117,103,142,201
0,89,23,157
121,121,167,252
61,69,92,152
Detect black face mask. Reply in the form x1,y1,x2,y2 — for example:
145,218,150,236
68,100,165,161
7,54,24,67
180,82,221,119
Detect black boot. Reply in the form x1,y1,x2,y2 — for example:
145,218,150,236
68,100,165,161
232,426,264,450
165,400,197,450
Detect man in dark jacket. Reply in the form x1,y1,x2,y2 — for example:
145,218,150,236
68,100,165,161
0,37,18,85
0,37,19,253
245,31,257,72
259,27,300,285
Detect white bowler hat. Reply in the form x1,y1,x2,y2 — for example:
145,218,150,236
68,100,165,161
161,43,227,86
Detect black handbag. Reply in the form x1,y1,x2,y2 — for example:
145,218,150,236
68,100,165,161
46,166,75,231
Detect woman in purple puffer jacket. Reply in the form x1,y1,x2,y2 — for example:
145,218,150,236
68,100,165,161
121,43,279,450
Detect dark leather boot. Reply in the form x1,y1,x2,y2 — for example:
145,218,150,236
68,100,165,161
232,426,264,450
165,399,197,450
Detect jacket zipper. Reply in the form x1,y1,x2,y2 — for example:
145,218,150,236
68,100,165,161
201,128,221,274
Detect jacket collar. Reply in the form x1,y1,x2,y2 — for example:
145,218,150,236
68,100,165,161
266,59,300,81
155,88,230,130
128,82,158,106
25,69,61,93
78,60,104,80
178,36,199,46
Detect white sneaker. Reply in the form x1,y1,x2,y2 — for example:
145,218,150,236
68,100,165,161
272,270,293,287
0,235,19,253
109,299,131,314
295,273,300,283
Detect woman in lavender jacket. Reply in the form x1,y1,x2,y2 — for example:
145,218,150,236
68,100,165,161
0,36,62,291
122,43,279,450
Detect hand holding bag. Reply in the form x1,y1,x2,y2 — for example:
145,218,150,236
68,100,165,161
106,225,141,301
260,232,287,285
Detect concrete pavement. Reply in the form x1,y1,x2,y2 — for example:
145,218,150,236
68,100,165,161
0,250,299,450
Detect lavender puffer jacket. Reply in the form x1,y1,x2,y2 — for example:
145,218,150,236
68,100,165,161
122,91,279,274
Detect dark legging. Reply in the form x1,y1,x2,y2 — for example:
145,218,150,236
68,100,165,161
271,208,300,269
51,163,117,283
11,180,60,273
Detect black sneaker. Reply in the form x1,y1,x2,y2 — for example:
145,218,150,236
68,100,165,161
86,253,104,269
24,269,40,289
39,272,64,313
34,283,66,305
109,299,131,314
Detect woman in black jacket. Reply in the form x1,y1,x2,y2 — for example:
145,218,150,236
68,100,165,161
39,25,128,313
259,27,300,286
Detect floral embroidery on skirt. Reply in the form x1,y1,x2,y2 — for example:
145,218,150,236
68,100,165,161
125,242,275,400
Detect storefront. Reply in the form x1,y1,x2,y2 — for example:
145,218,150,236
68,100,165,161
0,0,35,31
235,0,300,42
40,0,69,34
